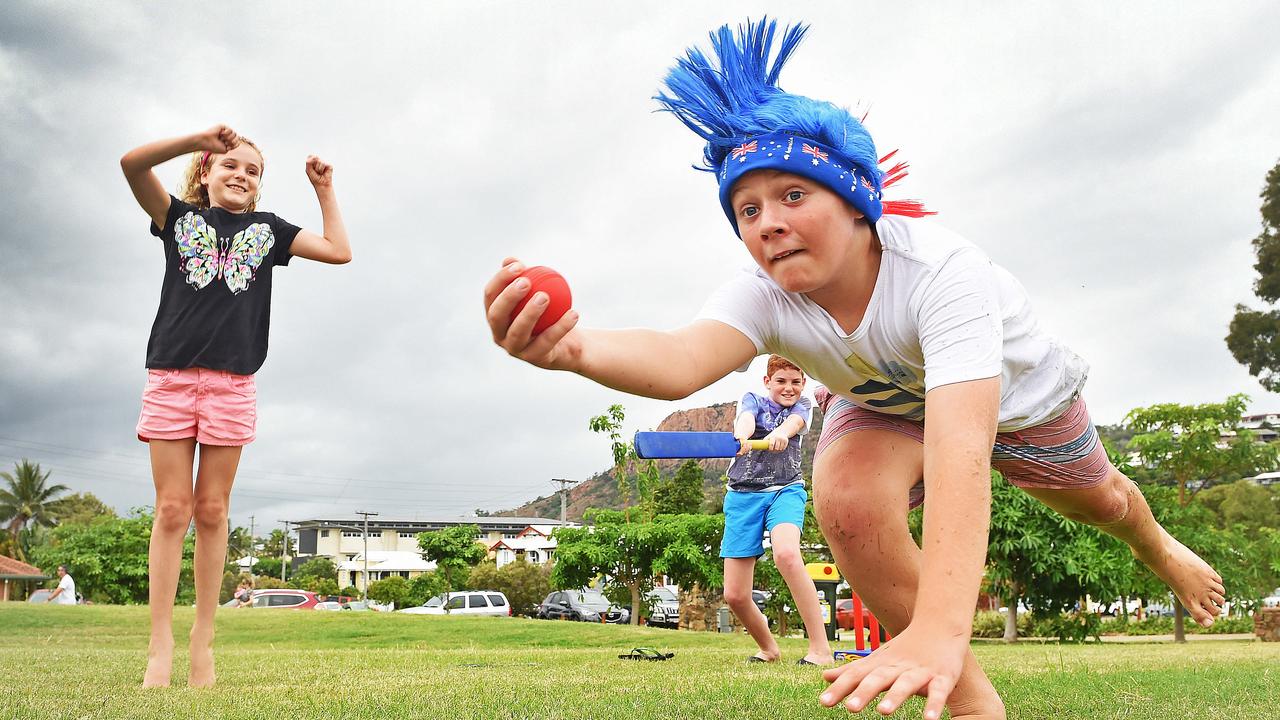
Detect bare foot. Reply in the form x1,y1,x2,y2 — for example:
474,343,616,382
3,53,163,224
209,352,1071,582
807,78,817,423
750,649,781,663
187,628,217,688
1133,528,1226,627
142,636,173,688
800,652,835,666
948,690,1007,720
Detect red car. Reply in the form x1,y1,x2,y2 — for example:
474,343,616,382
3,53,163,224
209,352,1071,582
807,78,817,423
248,589,321,610
835,598,873,631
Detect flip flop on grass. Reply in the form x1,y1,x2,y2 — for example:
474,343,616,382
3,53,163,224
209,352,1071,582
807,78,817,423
618,647,674,661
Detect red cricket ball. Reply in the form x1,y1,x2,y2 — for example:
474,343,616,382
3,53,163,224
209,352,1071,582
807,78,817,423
509,266,573,335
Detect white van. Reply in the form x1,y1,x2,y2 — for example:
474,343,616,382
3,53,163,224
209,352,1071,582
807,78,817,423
399,590,511,617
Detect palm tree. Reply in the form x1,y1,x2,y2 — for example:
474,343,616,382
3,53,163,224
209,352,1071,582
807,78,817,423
0,459,69,561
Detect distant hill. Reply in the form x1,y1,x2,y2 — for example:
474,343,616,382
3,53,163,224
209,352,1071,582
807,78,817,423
492,400,826,521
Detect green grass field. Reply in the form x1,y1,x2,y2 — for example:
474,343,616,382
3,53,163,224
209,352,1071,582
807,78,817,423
3,605,1276,719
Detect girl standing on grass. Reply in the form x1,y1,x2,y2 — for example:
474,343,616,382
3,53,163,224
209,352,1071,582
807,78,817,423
120,124,352,688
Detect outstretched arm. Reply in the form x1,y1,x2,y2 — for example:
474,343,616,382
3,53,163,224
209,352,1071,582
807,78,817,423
821,376,998,719
763,413,806,450
288,156,352,264
120,125,239,229
484,258,757,400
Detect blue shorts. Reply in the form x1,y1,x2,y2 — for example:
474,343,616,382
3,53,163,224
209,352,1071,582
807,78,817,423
720,484,807,558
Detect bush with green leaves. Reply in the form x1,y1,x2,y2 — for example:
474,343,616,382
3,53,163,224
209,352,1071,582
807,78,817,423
29,507,193,604
467,559,553,617
294,557,337,583
366,576,411,608
404,571,447,608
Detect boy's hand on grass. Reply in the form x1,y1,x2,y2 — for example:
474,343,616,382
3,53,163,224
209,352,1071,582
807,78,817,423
819,623,966,720
484,257,580,370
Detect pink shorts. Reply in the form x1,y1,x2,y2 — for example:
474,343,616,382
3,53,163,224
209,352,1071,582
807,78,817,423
814,390,1111,508
136,368,257,446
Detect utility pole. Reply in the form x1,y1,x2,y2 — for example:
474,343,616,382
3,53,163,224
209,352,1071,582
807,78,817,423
248,515,256,582
355,511,379,601
551,478,579,523
278,520,292,584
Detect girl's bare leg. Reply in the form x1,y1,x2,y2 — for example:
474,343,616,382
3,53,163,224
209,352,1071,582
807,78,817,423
143,438,196,688
187,443,242,688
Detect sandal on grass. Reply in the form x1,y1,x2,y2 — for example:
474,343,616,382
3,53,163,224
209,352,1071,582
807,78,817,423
618,647,674,661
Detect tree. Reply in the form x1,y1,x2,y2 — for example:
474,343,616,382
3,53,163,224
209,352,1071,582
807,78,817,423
300,576,339,596
653,461,706,515
984,470,1136,642
1197,480,1280,539
417,525,486,612
29,508,195,604
294,557,337,583
1127,395,1278,506
366,576,411,608
47,492,116,526
226,525,255,565
468,559,554,617
405,571,447,608
589,404,641,517
1126,395,1280,640
259,528,292,559
552,509,667,625
252,558,283,579
1227,158,1280,389
0,460,69,561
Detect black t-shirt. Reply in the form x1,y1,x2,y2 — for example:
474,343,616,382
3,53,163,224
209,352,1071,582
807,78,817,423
145,195,301,375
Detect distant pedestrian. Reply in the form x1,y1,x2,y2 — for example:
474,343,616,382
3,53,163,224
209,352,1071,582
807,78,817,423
234,578,254,608
45,565,76,605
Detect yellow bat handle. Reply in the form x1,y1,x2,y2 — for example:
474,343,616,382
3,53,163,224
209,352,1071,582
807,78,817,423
743,439,772,451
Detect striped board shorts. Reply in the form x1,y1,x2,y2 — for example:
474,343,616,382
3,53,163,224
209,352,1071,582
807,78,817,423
814,390,1112,508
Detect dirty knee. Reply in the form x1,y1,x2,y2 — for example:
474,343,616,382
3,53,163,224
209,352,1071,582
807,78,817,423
1075,480,1135,526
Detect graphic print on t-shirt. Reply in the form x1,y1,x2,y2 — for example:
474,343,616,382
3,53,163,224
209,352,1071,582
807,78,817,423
175,212,276,294
843,351,925,420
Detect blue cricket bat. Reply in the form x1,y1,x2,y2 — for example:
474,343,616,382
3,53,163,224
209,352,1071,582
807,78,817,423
633,431,771,459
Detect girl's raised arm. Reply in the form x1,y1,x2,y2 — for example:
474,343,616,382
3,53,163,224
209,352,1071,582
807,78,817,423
120,125,238,229
287,156,352,264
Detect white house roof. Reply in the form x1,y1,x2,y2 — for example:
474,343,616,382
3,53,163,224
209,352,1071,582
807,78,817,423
234,556,258,569
337,551,437,572
490,536,557,552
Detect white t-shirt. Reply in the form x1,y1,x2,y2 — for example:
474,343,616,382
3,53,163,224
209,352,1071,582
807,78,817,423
697,216,1088,432
54,574,76,605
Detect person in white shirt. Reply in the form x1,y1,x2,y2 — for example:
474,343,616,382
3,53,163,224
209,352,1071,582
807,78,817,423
46,565,76,605
482,19,1226,720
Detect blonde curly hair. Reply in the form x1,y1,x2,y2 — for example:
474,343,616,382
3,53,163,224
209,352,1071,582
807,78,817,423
177,137,265,211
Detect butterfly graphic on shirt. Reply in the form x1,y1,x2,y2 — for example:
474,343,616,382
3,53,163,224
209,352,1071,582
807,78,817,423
174,212,275,295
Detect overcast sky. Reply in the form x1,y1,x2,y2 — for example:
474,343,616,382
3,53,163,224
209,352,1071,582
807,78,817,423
2,1,1279,533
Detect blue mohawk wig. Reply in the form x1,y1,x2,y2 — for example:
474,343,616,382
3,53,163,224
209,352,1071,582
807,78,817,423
656,19,929,232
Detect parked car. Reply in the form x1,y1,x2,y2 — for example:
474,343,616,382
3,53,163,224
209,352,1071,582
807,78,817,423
314,601,344,611
249,589,321,610
27,588,84,604
645,586,681,628
342,600,372,611
835,599,873,630
536,589,630,624
399,590,512,617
